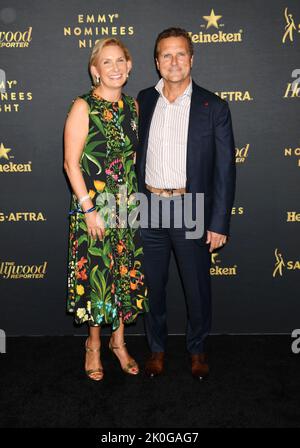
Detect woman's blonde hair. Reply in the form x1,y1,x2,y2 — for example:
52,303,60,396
89,38,132,85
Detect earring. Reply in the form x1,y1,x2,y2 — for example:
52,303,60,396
96,75,100,85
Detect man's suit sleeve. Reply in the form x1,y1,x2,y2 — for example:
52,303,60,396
208,101,236,236
136,90,142,105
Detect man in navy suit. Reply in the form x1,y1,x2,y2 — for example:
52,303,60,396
136,28,236,379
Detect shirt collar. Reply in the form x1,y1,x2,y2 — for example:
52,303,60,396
155,78,192,103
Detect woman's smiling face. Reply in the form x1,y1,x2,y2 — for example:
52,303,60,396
91,44,132,90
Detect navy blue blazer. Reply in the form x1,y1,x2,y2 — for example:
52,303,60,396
136,80,236,242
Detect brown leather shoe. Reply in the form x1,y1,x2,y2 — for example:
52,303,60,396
145,352,165,377
191,353,209,380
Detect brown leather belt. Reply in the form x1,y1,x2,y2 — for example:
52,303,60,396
146,184,186,197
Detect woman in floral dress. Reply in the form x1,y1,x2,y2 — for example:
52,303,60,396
64,38,148,381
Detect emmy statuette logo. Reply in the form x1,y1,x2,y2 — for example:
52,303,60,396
282,7,300,43
273,249,300,277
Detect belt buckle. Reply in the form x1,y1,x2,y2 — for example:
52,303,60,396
159,190,169,197
165,188,174,197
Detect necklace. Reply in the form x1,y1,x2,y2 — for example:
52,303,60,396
91,88,122,103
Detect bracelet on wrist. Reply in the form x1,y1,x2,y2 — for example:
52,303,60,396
83,206,96,214
79,194,91,206
69,206,96,216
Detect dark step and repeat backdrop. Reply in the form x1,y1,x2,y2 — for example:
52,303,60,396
0,0,299,336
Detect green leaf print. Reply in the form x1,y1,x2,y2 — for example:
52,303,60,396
85,153,102,174
91,151,106,158
85,129,99,144
79,220,87,232
85,141,105,154
90,265,100,292
98,269,109,297
90,113,106,137
81,154,91,176
102,254,111,269
88,247,102,256
125,159,134,174
90,267,110,300
134,247,143,258
67,91,148,329
78,234,88,246
124,149,134,157
124,135,131,147
89,235,96,247
128,170,136,184
102,242,110,255
118,113,125,124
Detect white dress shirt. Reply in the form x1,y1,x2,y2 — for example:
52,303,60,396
145,78,192,189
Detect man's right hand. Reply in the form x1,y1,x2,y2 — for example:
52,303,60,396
206,230,227,253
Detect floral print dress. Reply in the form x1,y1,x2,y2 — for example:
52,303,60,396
67,90,148,330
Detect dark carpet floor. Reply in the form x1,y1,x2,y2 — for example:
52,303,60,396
0,335,299,428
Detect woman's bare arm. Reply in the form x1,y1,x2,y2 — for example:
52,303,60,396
64,98,104,240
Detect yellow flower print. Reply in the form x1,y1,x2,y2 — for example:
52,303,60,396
93,180,106,192
87,301,91,313
76,285,85,296
136,298,144,309
128,194,136,205
89,189,96,199
118,99,124,109
76,308,86,319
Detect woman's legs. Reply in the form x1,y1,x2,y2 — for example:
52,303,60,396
85,325,103,380
110,320,139,374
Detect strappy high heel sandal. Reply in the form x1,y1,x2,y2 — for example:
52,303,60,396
85,338,104,381
109,339,139,375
